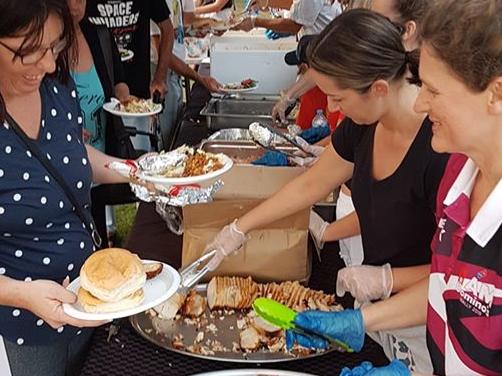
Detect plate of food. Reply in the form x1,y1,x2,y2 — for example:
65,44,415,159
221,79,259,93
119,48,134,62
130,276,345,363
63,248,181,321
107,145,234,187
103,97,162,117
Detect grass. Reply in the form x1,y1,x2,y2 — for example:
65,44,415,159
113,204,138,247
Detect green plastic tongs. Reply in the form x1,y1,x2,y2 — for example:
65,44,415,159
252,297,353,352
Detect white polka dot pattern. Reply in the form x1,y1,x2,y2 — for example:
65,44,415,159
0,78,94,345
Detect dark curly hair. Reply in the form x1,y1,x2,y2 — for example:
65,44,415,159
0,0,75,122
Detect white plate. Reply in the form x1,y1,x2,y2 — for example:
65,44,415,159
102,99,162,118
63,261,181,321
119,49,134,62
139,154,234,186
221,82,259,94
191,370,317,376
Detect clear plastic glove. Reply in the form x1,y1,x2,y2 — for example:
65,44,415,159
205,220,247,271
309,210,328,250
272,92,296,124
336,264,393,303
288,136,325,167
285,309,365,352
340,360,411,376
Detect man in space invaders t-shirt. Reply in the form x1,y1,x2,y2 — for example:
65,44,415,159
86,0,171,98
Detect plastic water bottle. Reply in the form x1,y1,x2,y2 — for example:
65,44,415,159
312,109,328,128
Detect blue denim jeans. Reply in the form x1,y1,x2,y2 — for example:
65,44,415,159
1,328,93,376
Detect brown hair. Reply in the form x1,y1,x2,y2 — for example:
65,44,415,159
420,0,502,92
392,0,429,24
0,0,75,122
308,9,420,93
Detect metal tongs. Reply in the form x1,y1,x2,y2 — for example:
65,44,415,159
248,122,316,157
178,250,216,294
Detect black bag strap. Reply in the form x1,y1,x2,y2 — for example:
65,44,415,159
5,114,102,248
96,26,115,86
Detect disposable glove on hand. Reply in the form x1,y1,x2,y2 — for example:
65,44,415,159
286,309,365,352
252,151,289,166
336,264,393,303
309,210,328,250
205,220,247,271
340,360,411,376
298,125,330,144
289,136,324,167
272,92,296,124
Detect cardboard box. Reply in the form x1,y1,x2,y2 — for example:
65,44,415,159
214,164,305,200
182,162,311,282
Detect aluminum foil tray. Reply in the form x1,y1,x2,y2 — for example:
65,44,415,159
200,140,298,165
130,285,338,364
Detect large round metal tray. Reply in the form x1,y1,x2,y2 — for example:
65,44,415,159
191,370,317,376
130,285,338,363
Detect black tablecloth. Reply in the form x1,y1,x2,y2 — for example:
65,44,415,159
80,117,388,375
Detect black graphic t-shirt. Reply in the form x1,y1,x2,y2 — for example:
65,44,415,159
86,0,171,98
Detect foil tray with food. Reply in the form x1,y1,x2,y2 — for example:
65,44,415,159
130,276,345,363
106,146,233,206
200,140,299,165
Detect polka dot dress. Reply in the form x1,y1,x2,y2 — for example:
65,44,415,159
0,77,94,346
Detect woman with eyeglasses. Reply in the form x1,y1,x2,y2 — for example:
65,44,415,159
0,1,134,375
204,9,448,373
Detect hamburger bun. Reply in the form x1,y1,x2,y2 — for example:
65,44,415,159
80,248,146,303
78,287,144,313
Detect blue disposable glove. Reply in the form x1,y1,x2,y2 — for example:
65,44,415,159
265,29,292,40
286,309,365,352
252,150,288,166
298,125,331,144
340,360,411,376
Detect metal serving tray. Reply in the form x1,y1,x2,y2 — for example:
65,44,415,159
200,140,298,165
201,98,291,130
192,370,318,376
130,285,338,364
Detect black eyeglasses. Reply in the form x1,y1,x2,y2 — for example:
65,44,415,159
0,38,67,65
